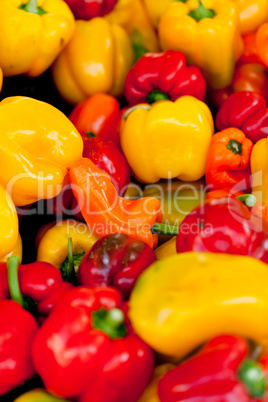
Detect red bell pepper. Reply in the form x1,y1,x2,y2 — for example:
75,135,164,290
0,299,38,395
239,33,264,66
83,135,130,196
124,50,206,105
78,233,156,299
69,93,121,148
32,286,154,401
176,197,268,263
64,0,118,19
158,335,268,402
205,128,253,192
216,92,268,143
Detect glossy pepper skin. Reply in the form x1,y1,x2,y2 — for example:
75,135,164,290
205,128,253,192
216,92,268,143
0,184,19,261
78,233,157,298
70,158,162,248
37,220,98,270
105,0,159,60
159,0,243,90
69,93,121,147
251,138,268,207
129,252,268,358
0,300,38,395
32,286,154,401
256,23,268,68
158,335,268,402
0,97,83,206
176,197,268,263
0,0,75,77
83,136,130,196
124,50,206,105
52,17,134,104
121,96,214,183
0,260,73,317
232,0,268,35
64,0,118,19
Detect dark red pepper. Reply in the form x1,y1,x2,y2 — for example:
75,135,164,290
0,300,38,395
124,50,206,105
158,335,268,402
78,233,156,299
83,136,130,196
216,91,268,143
176,197,268,263
32,286,154,401
64,0,118,19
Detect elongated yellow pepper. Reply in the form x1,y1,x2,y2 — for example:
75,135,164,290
0,184,19,261
52,17,134,104
159,0,243,89
0,96,83,206
0,0,75,77
251,138,268,206
129,252,268,358
121,97,214,183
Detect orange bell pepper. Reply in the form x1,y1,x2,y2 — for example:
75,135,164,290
251,202,268,222
256,23,268,67
205,128,253,191
69,158,162,248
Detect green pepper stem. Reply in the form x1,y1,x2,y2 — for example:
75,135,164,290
7,256,24,307
152,223,179,236
92,307,127,339
68,238,75,279
147,90,169,105
238,359,266,398
237,194,256,207
19,0,47,15
227,139,242,155
188,0,216,21
86,131,97,138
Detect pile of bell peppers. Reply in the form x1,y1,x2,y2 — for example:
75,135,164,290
3,0,268,401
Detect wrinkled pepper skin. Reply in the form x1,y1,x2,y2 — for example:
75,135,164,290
176,197,268,263
216,92,268,143
0,184,18,261
78,233,156,298
52,17,134,104
83,136,130,195
14,389,68,402
105,0,159,60
70,158,162,248
129,252,268,358
124,50,206,105
69,93,121,147
0,97,83,206
0,0,75,77
121,96,214,183
158,335,268,402
205,128,253,191
251,138,268,206
37,220,98,269
32,286,154,401
159,0,243,90
0,300,38,395
64,0,118,19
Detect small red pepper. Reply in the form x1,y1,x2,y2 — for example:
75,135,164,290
176,197,268,263
124,50,206,105
83,135,130,196
205,128,253,192
69,93,121,148
158,335,268,402
216,92,268,143
32,286,154,401
63,0,118,19
0,299,38,395
78,233,156,299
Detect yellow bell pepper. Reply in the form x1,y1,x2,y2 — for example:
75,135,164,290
2,234,22,262
52,17,134,104
14,389,67,402
37,220,98,269
155,237,177,260
138,364,174,402
0,184,19,261
159,0,243,90
142,0,172,28
0,0,75,77
105,0,159,60
121,97,214,183
232,0,268,34
251,138,268,205
0,96,83,206
129,252,268,358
